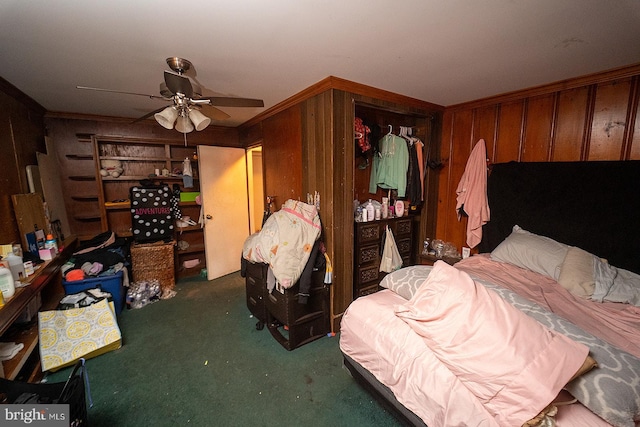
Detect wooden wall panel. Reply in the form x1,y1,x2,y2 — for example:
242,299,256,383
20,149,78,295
552,87,590,161
472,105,498,161
588,79,631,160
0,85,46,247
495,101,524,163
437,65,640,253
262,105,303,208
522,94,555,161
631,87,640,160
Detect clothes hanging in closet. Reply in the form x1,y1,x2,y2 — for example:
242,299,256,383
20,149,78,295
369,130,409,197
398,127,425,207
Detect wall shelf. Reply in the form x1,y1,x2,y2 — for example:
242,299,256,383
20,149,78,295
66,154,94,160
101,175,197,182
71,195,99,201
73,214,102,221
69,175,96,181
94,137,205,278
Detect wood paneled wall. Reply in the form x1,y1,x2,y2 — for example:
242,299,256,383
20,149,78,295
261,106,303,207
0,77,46,246
436,64,640,252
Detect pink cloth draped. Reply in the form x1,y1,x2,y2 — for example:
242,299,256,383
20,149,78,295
457,254,640,358
455,139,490,248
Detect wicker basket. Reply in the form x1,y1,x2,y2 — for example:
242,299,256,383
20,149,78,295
131,240,175,291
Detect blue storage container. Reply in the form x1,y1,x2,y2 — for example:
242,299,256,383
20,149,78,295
62,271,124,314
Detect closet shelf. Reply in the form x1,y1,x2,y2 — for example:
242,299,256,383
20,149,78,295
94,136,204,279
1,326,38,381
100,155,168,162
102,175,198,182
176,243,205,255
66,154,94,160
105,201,131,210
69,175,96,181
176,225,202,233
71,195,99,201
73,214,102,221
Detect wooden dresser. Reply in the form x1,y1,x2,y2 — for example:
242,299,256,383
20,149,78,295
354,217,413,298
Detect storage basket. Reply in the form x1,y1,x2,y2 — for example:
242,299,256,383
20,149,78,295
62,271,124,314
0,359,90,426
131,240,175,292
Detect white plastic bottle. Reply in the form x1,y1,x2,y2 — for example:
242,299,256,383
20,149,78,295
0,266,15,300
5,252,25,282
365,199,375,222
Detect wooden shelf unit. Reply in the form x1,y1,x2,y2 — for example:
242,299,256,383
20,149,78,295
92,136,205,278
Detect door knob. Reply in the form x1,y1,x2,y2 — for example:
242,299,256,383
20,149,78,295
206,214,212,219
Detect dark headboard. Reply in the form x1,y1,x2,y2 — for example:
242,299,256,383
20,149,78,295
478,161,640,274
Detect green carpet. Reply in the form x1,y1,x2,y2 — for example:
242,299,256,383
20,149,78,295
46,272,401,426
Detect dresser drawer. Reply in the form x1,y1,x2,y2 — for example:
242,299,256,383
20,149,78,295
397,237,412,256
357,243,380,265
356,222,382,244
357,264,381,285
392,218,412,237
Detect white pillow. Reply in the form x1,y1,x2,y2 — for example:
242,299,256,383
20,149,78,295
490,225,568,280
557,247,596,298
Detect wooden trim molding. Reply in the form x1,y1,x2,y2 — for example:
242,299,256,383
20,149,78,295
241,76,445,129
447,63,640,112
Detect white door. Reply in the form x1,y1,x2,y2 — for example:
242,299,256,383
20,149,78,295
198,146,250,280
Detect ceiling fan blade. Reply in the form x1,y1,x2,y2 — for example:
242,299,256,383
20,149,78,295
131,105,170,124
76,86,166,100
164,71,193,97
200,104,231,121
203,96,264,108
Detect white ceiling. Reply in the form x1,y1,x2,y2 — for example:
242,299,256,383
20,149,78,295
1,1,639,127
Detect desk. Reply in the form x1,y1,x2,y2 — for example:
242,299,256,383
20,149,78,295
0,236,77,381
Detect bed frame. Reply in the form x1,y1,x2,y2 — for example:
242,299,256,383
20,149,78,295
343,160,640,425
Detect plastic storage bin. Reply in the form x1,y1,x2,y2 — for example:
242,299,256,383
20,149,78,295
63,271,124,314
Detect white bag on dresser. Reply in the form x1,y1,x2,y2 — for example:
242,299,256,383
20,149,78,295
380,226,403,273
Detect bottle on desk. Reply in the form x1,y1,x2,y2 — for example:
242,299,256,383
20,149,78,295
0,266,15,301
5,251,25,283
45,234,58,255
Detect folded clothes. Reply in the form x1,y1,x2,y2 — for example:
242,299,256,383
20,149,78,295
65,269,85,282
0,342,24,361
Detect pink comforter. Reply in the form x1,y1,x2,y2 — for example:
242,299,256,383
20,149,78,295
457,254,640,358
340,289,610,427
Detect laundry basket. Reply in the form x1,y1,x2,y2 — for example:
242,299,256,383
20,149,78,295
0,359,90,426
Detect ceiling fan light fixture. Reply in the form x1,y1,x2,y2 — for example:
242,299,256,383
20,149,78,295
189,109,211,131
175,114,194,133
154,106,178,129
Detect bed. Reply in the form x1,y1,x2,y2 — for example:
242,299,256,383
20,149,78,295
340,161,640,427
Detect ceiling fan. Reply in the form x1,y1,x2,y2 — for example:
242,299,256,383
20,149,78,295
77,57,264,133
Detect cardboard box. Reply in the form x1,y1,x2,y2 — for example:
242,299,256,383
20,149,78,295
39,248,55,260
